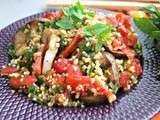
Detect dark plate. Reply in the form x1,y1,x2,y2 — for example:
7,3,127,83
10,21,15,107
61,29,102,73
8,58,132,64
0,9,160,120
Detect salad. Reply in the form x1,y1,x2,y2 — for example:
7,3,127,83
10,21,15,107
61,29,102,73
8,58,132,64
0,2,142,107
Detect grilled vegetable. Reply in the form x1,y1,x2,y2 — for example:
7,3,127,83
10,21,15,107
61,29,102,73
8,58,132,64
42,34,60,73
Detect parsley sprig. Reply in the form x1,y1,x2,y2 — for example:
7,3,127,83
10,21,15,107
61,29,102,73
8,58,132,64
83,23,115,51
55,1,95,30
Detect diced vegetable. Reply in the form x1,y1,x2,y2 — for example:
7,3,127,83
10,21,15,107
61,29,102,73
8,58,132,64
0,67,18,75
10,75,37,88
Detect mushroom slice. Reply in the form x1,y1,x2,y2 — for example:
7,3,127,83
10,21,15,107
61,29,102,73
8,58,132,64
41,28,61,43
42,34,60,74
14,31,27,56
80,95,107,104
104,45,127,58
104,52,119,84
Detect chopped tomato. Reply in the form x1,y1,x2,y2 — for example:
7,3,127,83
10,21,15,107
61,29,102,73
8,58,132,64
126,34,137,47
115,13,131,29
53,58,72,73
43,11,64,20
127,58,142,76
66,75,90,90
56,75,65,86
10,75,37,88
106,15,119,27
112,37,125,50
107,13,131,29
0,67,18,75
117,26,128,38
66,65,82,76
119,71,132,87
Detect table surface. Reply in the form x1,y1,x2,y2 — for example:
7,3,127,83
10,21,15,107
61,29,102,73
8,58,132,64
0,0,159,119
0,0,46,29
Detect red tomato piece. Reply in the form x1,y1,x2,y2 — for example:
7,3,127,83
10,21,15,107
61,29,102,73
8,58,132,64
127,58,142,76
0,67,18,75
56,75,65,86
126,34,137,47
119,71,132,87
43,11,64,20
106,15,119,27
10,75,37,88
66,65,82,76
66,75,90,90
112,37,126,50
44,12,55,20
53,58,72,73
117,26,128,38
115,13,131,29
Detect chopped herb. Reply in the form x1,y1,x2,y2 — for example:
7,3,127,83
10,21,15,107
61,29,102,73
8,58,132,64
23,47,38,70
52,85,64,94
56,16,75,29
43,21,59,29
83,23,114,51
131,75,138,83
79,41,94,55
56,1,95,30
134,40,142,59
7,43,17,59
28,85,36,94
60,38,68,49
108,82,119,94
36,74,44,86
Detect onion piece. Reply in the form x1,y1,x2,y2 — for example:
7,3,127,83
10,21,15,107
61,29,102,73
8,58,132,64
42,34,60,74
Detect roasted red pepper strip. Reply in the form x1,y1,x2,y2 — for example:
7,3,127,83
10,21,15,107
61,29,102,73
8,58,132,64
0,67,18,75
62,29,83,58
10,75,37,89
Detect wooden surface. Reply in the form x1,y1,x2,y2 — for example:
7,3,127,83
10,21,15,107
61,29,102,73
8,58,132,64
47,0,160,10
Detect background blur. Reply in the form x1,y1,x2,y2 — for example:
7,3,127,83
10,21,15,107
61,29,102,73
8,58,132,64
0,0,46,29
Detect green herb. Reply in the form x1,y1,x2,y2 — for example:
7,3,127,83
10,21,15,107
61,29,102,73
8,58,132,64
56,16,75,29
134,40,142,59
23,47,38,70
60,38,68,49
43,21,59,29
56,1,95,30
7,43,17,59
28,85,36,94
52,85,64,94
36,74,44,86
108,82,119,94
83,23,114,51
134,5,160,50
131,75,138,84
79,41,94,55
134,18,159,35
